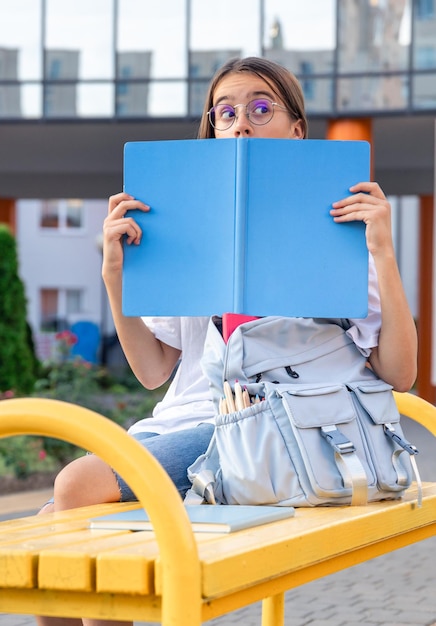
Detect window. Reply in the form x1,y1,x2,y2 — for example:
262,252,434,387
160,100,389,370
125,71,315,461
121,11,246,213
416,0,435,19
40,199,84,231
338,0,410,72
40,288,59,330
66,200,83,227
40,200,59,227
118,0,186,79
40,287,84,331
300,60,315,100
415,46,436,68
66,289,82,314
0,0,42,81
413,0,436,70
48,58,62,79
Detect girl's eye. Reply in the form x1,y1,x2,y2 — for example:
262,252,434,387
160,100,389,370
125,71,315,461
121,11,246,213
251,100,271,116
216,105,235,120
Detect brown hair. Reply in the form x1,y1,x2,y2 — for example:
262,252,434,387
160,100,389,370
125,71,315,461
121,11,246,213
197,57,308,139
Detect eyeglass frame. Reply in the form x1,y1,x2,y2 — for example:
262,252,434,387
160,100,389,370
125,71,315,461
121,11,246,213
207,98,291,131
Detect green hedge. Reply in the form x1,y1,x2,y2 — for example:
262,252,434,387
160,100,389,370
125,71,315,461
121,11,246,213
0,225,38,394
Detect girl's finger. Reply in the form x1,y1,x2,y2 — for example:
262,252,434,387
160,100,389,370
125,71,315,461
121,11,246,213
348,181,385,199
104,215,142,243
108,193,150,217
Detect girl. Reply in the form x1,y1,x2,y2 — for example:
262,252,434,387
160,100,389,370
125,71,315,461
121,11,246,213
37,57,417,626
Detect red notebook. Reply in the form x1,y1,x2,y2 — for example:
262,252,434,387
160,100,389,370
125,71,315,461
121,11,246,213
222,313,260,343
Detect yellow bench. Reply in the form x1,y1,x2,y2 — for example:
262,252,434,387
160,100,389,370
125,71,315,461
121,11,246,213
0,392,435,626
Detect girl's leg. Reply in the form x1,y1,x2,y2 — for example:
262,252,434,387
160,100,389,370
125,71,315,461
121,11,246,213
113,423,215,501
46,423,214,510
53,454,121,511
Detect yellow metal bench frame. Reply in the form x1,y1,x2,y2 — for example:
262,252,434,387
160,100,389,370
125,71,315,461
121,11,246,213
0,392,435,625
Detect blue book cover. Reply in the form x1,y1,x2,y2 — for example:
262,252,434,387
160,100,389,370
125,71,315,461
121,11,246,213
122,138,370,318
90,504,295,533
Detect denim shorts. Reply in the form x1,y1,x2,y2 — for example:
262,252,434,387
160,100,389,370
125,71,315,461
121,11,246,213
42,422,215,508
114,422,215,501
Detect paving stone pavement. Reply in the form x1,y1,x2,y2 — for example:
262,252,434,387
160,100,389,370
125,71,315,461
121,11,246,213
1,416,435,626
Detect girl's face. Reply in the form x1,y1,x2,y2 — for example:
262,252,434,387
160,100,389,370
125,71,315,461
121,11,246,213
211,73,304,140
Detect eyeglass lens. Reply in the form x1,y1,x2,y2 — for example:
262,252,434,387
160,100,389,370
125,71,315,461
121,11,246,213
209,99,276,130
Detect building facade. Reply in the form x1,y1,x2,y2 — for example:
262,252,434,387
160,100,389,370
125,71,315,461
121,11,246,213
0,0,435,397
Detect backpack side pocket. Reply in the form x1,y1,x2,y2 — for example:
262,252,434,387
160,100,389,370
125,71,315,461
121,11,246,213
348,381,415,498
214,400,304,506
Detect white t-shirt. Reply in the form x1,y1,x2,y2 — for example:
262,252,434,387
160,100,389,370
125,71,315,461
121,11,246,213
128,255,381,436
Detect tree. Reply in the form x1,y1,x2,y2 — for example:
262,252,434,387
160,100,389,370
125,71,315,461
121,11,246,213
0,225,38,394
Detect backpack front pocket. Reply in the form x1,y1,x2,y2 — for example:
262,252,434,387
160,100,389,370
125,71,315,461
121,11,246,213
277,383,375,505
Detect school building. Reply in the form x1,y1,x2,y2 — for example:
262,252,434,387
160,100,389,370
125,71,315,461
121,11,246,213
0,0,435,399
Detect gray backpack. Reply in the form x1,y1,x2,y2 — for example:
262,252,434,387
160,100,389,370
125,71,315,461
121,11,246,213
186,316,420,507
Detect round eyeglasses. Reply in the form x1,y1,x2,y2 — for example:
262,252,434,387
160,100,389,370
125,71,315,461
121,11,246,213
208,98,289,131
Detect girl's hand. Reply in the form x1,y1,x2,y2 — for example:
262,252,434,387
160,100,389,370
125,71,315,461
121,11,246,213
332,182,417,390
103,192,150,271
330,182,393,257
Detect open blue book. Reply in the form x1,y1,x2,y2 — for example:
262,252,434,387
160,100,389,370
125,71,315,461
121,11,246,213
122,138,370,318
90,504,295,533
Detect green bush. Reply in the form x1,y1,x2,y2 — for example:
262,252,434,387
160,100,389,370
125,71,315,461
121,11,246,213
0,436,58,480
0,225,39,394
0,326,167,480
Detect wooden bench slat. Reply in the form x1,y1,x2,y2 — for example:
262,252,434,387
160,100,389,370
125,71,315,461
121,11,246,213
38,530,157,592
40,531,161,593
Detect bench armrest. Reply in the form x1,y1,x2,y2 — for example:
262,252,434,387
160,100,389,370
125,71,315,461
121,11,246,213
0,397,202,624
393,391,436,437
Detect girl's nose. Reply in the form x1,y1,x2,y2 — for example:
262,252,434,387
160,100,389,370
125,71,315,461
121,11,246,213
232,110,253,137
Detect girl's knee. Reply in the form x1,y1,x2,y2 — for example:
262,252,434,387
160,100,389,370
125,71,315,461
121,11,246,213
53,457,89,510
53,455,121,511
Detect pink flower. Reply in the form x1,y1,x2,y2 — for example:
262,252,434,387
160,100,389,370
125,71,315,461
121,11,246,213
39,449,47,461
55,330,78,346
0,389,15,400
